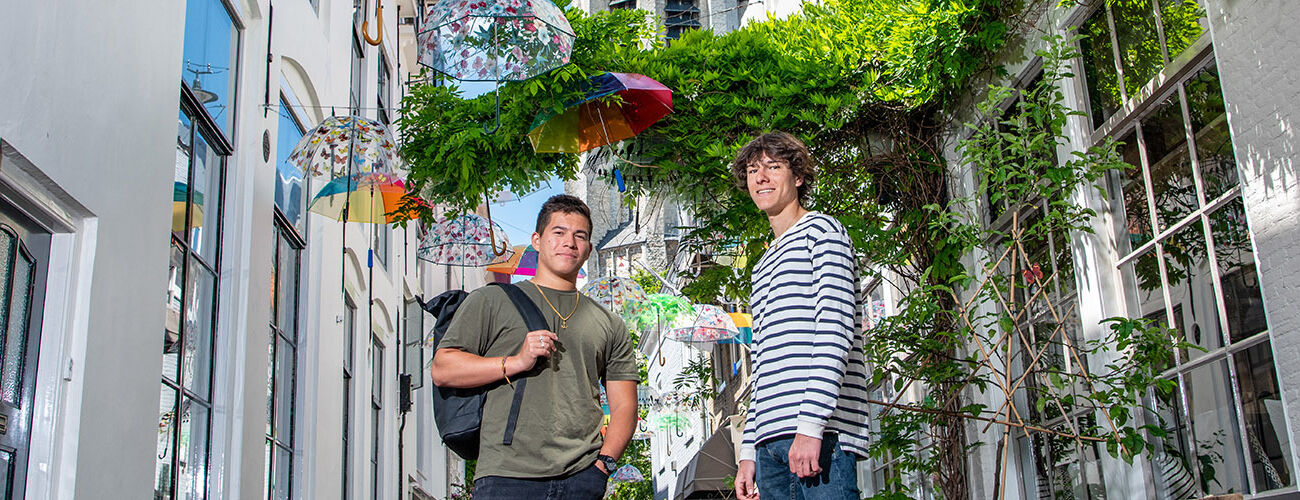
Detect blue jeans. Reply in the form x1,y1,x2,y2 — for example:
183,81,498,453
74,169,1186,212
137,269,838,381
756,434,861,500
473,464,608,500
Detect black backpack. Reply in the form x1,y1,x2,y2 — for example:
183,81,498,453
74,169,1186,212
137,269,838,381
418,282,546,460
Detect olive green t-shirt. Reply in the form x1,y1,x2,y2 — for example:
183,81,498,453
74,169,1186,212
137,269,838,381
438,281,640,479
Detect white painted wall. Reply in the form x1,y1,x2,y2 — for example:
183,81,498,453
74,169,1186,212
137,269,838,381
0,0,455,497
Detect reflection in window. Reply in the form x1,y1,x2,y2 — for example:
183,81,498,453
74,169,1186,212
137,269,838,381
1184,359,1248,495
1162,221,1222,359
1141,93,1197,231
1209,200,1265,342
1110,0,1164,101
1079,8,1122,129
158,98,224,500
266,225,301,500
182,0,239,138
1233,342,1294,490
1185,65,1237,200
275,98,309,235
1159,0,1207,63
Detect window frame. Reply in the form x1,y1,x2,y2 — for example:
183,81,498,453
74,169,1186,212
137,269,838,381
265,217,303,500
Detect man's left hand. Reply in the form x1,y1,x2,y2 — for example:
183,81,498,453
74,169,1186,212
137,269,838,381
594,460,609,474
788,434,822,478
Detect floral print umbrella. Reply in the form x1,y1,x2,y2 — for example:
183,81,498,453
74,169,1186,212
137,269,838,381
417,0,574,82
608,464,645,484
664,304,740,343
287,115,398,179
580,276,647,315
417,214,514,267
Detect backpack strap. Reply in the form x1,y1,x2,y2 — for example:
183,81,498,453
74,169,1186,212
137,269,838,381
487,282,551,446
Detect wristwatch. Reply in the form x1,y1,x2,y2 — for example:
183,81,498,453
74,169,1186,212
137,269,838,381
597,454,618,473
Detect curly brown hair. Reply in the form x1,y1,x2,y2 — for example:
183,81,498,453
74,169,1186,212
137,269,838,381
729,131,816,204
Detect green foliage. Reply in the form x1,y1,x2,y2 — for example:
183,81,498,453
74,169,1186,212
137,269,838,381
607,439,654,499
630,268,662,295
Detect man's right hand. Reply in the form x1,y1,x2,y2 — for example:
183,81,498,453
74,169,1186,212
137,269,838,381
736,459,759,500
509,329,558,373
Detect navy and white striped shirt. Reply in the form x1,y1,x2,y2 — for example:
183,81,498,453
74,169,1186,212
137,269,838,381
739,212,871,462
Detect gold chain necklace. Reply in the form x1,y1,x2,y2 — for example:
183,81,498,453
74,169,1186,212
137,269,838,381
532,281,579,329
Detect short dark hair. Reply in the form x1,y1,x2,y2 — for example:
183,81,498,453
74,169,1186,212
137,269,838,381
535,194,593,234
730,131,816,203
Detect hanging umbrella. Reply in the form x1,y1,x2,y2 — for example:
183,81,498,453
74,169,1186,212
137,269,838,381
418,0,574,82
418,214,514,267
287,115,398,179
580,276,646,315
483,244,586,277
528,72,673,154
172,182,204,232
664,304,740,344
626,293,694,334
308,172,418,223
608,464,645,484
417,0,575,132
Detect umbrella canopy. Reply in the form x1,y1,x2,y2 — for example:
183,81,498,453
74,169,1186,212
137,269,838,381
664,304,740,344
308,172,415,223
608,464,645,484
528,72,673,153
287,115,398,179
417,0,574,82
483,244,585,277
418,214,514,267
626,293,694,334
580,276,646,315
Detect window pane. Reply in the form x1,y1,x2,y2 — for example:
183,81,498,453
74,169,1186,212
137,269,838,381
189,131,223,264
178,398,210,499
1118,131,1153,251
1185,64,1238,201
183,256,216,397
371,338,382,403
1159,0,1206,63
274,445,292,500
182,0,238,137
174,111,194,242
1121,249,1166,321
277,235,299,338
156,384,179,499
275,336,296,442
266,335,275,436
1150,377,1198,499
1079,8,1122,129
164,244,185,382
1111,0,1165,99
1141,93,1198,231
275,100,308,234
1162,221,1223,360
1184,359,1248,495
1208,200,1266,343
263,440,273,500
1233,342,1294,490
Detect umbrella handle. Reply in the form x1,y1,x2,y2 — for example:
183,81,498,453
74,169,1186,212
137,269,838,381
483,192,510,256
362,2,383,46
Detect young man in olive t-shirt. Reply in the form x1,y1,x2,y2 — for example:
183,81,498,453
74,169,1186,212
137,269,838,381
430,195,640,500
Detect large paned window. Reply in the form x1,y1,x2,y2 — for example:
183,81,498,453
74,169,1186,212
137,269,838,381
158,1,237,497
1081,3,1293,495
343,296,357,500
377,53,392,126
266,223,302,500
350,33,366,116
370,335,384,500
158,101,227,500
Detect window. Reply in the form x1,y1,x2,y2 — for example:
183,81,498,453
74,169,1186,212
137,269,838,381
1077,0,1208,130
275,96,309,236
157,0,237,492
377,53,392,126
343,296,357,500
350,34,366,116
664,0,699,40
370,335,384,500
402,300,425,391
609,0,635,10
373,226,389,270
158,105,224,499
181,0,240,139
266,222,302,500
1079,5,1293,492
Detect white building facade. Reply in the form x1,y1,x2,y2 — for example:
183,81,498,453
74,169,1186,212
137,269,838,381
0,0,460,498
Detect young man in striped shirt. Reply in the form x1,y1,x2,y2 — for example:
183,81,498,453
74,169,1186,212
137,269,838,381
732,132,870,500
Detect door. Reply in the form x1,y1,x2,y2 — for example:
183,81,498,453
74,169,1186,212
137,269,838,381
0,198,50,499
